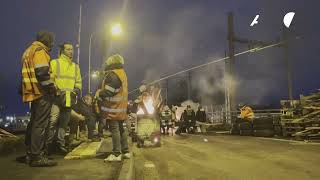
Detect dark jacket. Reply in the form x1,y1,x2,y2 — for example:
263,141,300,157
196,109,206,122
182,109,196,125
72,98,95,120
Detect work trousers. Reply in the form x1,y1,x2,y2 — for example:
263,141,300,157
25,96,52,156
98,117,109,137
69,116,96,139
109,120,129,156
46,103,71,147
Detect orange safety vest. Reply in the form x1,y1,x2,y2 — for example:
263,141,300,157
100,68,128,120
21,41,51,102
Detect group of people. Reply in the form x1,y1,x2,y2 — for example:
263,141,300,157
175,105,206,134
21,30,130,167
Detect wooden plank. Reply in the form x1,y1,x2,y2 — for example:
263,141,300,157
79,142,102,159
0,128,17,138
64,142,90,160
64,141,103,160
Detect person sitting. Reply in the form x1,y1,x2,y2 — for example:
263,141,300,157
70,95,99,145
195,106,207,133
196,106,206,123
239,104,255,122
175,105,196,134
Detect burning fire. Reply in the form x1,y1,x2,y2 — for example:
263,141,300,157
137,108,144,115
144,98,155,114
136,97,155,115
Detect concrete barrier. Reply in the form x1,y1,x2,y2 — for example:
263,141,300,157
118,152,135,180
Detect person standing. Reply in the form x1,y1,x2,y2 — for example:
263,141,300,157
46,42,82,154
160,105,173,135
96,54,130,162
21,30,57,167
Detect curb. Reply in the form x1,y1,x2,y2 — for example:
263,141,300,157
118,152,135,180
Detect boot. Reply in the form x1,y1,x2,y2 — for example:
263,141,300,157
68,133,81,148
87,136,101,142
29,155,57,167
56,145,69,155
79,131,88,142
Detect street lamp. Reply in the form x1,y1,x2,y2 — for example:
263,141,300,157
91,71,99,79
88,33,94,94
110,23,123,37
88,22,123,93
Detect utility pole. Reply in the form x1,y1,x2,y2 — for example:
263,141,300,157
88,33,93,94
187,71,192,100
282,27,293,100
166,79,169,105
77,3,82,65
226,12,283,115
227,12,236,113
224,50,231,123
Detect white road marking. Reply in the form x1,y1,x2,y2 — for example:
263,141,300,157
144,161,155,168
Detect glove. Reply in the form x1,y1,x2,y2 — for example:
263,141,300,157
74,88,81,97
47,85,57,96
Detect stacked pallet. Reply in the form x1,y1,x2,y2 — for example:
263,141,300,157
280,91,320,139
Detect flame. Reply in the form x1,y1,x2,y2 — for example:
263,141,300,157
137,108,144,115
144,98,155,114
136,96,155,115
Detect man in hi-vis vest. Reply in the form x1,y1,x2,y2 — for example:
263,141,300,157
96,54,130,162
21,30,57,167
46,42,82,154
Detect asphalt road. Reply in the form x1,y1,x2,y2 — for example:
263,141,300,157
133,134,320,180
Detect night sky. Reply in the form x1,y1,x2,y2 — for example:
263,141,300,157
1,0,319,115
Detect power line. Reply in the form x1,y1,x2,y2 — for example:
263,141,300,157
129,41,285,94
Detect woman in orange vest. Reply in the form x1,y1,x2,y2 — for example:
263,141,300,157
96,54,131,162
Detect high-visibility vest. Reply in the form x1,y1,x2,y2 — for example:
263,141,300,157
161,110,172,121
240,106,255,120
21,41,51,102
51,54,82,107
100,68,128,120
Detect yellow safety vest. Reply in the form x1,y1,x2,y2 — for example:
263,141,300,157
51,54,82,107
100,68,128,120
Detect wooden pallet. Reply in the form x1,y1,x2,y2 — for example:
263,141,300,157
292,127,320,139
64,141,103,160
0,128,17,139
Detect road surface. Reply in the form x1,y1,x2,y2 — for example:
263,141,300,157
0,138,121,180
133,134,320,180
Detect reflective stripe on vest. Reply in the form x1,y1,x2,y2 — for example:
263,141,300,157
104,96,127,102
101,106,127,113
34,64,49,69
105,85,120,93
23,78,38,83
60,88,74,92
66,91,71,107
22,68,35,73
40,79,53,86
